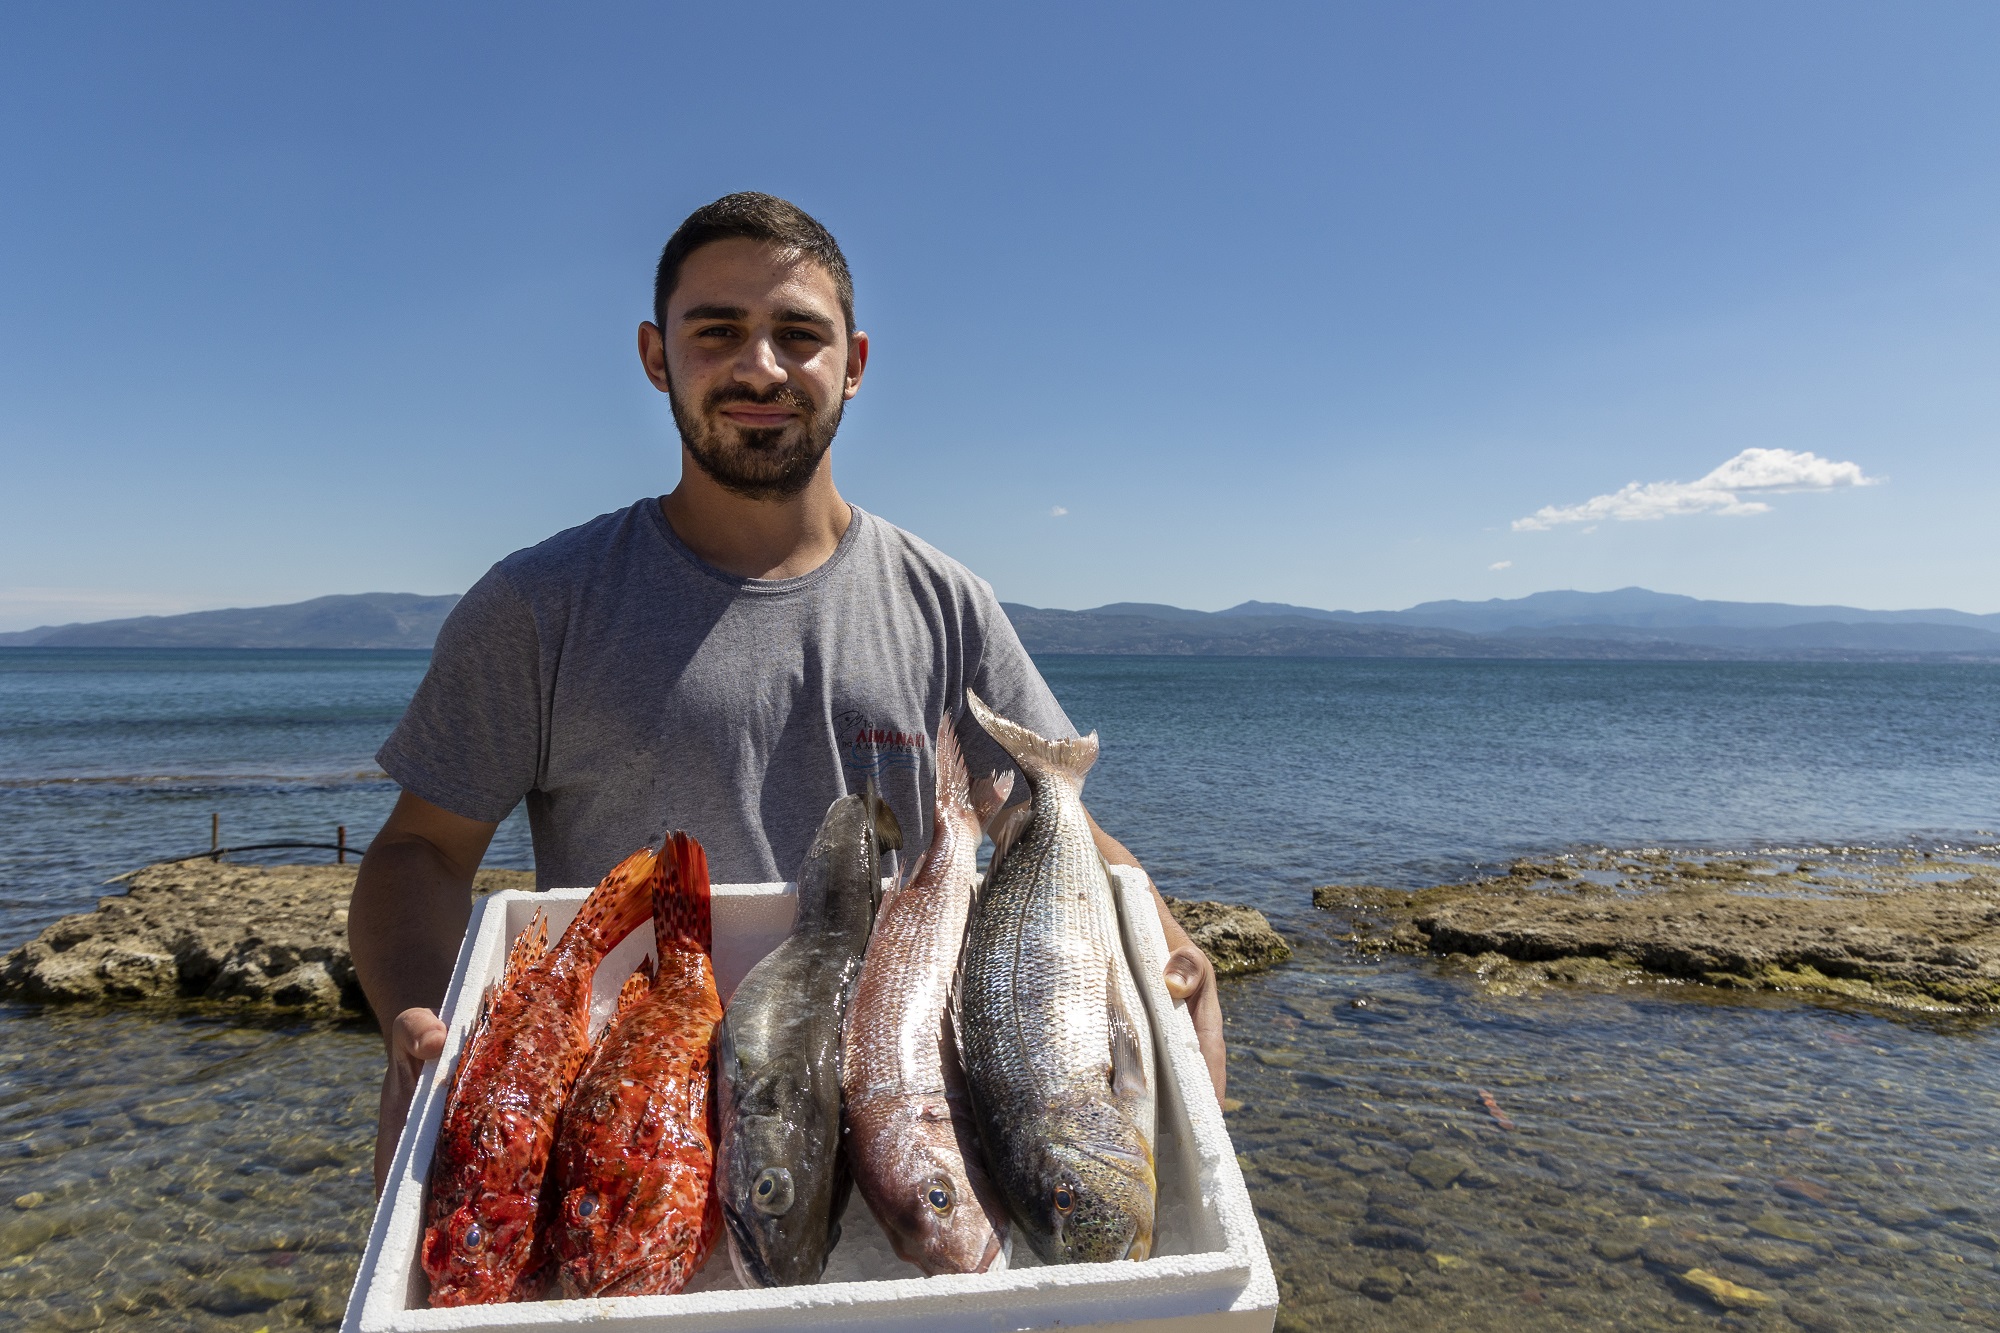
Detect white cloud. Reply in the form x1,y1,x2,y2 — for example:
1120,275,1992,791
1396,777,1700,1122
1512,448,1877,532
1488,560,1512,571
1050,505,1069,517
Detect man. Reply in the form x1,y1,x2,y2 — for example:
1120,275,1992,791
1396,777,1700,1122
349,193,1224,1190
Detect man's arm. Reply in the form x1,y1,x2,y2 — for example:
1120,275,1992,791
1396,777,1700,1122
1085,810,1227,1106
348,790,500,1193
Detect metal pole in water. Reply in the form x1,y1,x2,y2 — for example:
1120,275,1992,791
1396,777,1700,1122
211,812,219,853
337,826,347,865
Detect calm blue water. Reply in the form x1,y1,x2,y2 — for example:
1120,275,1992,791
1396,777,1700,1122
2,649,1998,1329
2,649,1996,944
0,650,532,947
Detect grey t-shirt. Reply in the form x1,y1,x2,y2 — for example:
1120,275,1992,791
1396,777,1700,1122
377,500,1074,888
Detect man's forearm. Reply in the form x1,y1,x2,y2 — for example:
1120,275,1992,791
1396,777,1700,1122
349,836,477,1035
1087,812,1197,956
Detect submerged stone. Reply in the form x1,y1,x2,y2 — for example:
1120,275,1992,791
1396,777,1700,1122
1593,1235,1643,1262
1358,1266,1410,1301
1407,1148,1472,1190
1676,1266,1775,1311
1748,1211,1820,1245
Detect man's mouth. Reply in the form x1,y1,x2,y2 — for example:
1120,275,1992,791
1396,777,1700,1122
717,405,799,428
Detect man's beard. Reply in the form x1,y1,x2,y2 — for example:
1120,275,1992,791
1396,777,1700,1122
669,380,844,501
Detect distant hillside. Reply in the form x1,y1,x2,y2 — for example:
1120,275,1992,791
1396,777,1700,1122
999,605,1729,660
1220,587,2000,634
4,586,1996,659
1007,595,2000,661
0,593,460,649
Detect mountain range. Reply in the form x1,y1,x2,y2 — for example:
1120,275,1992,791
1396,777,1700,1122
0,593,459,649
3,587,1997,659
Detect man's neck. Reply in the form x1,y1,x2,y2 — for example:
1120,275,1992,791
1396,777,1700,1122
659,456,852,581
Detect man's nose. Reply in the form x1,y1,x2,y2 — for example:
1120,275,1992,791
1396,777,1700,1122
731,334,786,391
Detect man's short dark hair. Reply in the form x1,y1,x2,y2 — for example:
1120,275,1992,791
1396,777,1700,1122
653,193,855,334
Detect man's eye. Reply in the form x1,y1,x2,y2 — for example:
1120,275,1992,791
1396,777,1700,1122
695,326,737,339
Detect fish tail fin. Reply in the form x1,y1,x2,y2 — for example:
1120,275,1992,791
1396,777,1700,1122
655,832,713,956
964,690,1098,787
863,779,903,854
503,909,550,984
971,769,1015,833
612,956,656,1020
564,845,659,956
934,718,975,822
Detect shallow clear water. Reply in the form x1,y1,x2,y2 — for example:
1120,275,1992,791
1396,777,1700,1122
0,649,1996,1329
0,650,531,948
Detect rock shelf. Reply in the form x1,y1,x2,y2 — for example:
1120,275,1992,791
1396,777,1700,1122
1314,847,2000,1010
0,863,1288,1017
1162,897,1292,975
0,862,534,1016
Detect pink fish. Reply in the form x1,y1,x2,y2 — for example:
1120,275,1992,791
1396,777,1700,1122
841,722,1012,1274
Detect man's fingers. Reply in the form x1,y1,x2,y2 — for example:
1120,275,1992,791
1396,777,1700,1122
1162,948,1206,1000
392,1006,448,1064
376,1008,448,1196
1161,945,1227,1106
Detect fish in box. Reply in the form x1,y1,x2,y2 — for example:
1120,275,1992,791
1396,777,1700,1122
342,867,1276,1332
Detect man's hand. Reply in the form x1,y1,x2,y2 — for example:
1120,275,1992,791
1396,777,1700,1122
375,1007,449,1191
1163,943,1226,1103
348,790,497,1197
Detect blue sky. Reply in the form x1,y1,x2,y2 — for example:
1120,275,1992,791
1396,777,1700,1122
3,2,1997,631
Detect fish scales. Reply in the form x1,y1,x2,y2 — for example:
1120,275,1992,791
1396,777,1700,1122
842,723,1010,1275
544,833,725,1298
423,845,658,1306
958,691,1157,1266
718,788,900,1287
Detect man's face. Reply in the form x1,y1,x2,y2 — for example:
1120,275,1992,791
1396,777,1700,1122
642,237,866,501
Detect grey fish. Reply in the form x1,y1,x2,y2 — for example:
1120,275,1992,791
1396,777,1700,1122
955,692,1157,1265
716,788,900,1287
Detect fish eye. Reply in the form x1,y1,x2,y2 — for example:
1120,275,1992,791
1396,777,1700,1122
462,1222,483,1250
753,1167,795,1216
926,1182,953,1214
1052,1186,1074,1215
577,1195,598,1221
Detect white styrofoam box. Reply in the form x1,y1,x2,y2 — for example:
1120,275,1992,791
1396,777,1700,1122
344,868,1276,1333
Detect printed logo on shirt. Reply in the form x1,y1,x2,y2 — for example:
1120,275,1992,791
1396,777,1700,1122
838,709,928,784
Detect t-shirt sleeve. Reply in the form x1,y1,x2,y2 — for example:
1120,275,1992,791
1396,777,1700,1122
376,566,544,824
956,581,1078,786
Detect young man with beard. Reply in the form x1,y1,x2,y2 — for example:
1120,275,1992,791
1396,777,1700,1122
349,193,1225,1187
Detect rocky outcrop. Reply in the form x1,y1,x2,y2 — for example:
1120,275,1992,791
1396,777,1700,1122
1314,851,2000,1009
1164,897,1292,975
0,862,534,1015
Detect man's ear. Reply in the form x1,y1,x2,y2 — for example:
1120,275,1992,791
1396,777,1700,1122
638,321,672,393
843,329,870,402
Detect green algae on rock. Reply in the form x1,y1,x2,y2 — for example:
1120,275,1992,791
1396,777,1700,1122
0,862,535,1015
1313,847,2000,1010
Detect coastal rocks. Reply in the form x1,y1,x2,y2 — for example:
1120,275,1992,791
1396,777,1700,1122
1314,850,2000,1010
0,862,534,1016
1164,897,1292,974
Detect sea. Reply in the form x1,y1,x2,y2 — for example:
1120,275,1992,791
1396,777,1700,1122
1,648,1997,1330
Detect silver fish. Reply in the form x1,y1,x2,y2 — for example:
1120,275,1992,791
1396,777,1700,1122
955,691,1157,1265
717,788,900,1286
841,722,1012,1275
